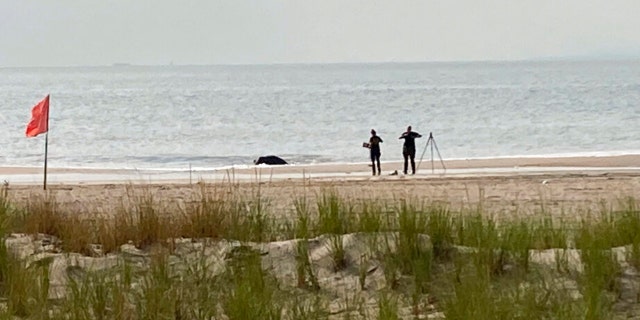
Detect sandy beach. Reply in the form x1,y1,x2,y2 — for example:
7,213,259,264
3,154,640,219
3,156,640,319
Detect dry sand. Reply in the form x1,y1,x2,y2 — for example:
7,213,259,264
3,155,640,219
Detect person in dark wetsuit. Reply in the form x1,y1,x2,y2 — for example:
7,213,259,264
399,125,422,175
369,129,383,175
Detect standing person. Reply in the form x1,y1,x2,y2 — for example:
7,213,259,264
369,129,383,175
399,125,422,175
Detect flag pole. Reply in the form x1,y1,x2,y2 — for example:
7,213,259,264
43,96,50,190
44,132,48,190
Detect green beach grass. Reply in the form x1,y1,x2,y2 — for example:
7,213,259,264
1,182,640,319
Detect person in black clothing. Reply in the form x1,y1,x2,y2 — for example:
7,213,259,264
369,129,383,175
399,125,422,175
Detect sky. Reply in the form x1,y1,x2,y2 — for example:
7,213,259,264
1,0,639,67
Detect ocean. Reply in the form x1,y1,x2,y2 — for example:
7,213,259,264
1,60,639,171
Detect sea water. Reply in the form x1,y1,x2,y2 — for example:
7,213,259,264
1,60,639,170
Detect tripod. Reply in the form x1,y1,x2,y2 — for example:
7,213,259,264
417,132,446,174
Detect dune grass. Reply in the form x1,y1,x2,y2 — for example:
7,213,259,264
1,183,640,318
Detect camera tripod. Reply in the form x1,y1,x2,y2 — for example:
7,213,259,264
417,132,446,174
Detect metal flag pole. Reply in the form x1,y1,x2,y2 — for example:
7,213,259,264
43,132,48,190
43,97,50,190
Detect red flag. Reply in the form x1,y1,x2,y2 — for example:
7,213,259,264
26,95,50,137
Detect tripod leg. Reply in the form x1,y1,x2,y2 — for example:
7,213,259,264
432,140,446,172
417,138,430,171
416,137,433,171
431,137,435,174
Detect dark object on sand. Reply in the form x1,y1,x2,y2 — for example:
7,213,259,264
254,155,288,165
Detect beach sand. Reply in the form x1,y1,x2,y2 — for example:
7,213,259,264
4,155,640,317
3,155,640,219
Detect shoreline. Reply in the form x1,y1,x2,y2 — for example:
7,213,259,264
1,154,640,185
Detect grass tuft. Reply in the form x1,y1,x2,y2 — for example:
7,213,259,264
222,246,283,319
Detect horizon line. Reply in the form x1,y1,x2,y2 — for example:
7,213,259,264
2,55,640,69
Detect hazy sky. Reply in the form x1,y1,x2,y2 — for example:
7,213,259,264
1,0,639,67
